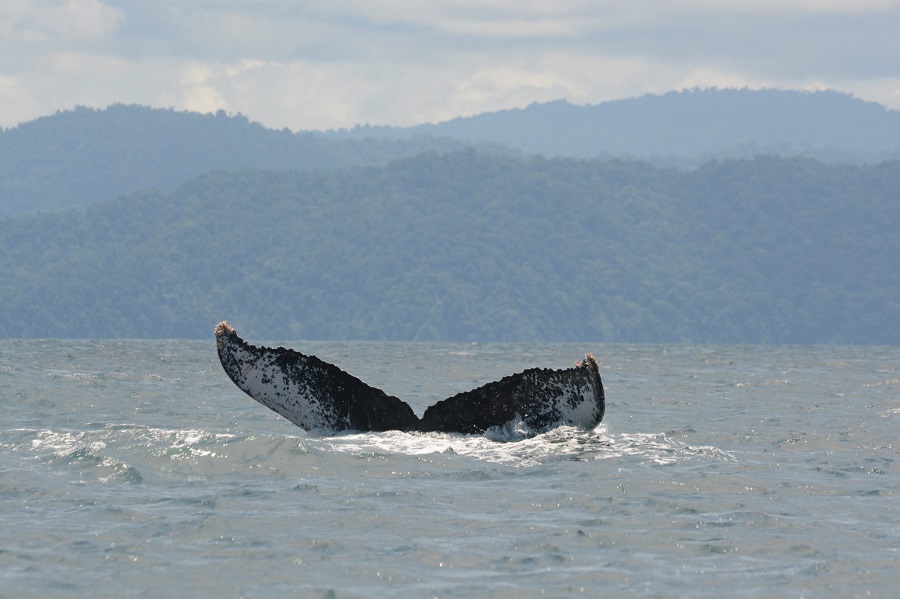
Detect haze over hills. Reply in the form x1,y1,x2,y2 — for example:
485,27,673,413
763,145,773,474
2,88,899,219
0,104,478,218
325,88,900,166
1,88,898,343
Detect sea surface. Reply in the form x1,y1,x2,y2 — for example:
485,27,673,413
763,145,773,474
1,339,897,598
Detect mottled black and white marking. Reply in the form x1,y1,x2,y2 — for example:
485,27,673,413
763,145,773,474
215,321,605,435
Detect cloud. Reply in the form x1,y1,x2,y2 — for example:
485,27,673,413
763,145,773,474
1,0,123,43
1,0,899,130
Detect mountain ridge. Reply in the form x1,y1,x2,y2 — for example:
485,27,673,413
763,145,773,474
323,88,900,164
0,104,479,218
2,88,899,218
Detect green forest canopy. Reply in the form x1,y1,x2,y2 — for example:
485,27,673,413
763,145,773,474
1,151,897,344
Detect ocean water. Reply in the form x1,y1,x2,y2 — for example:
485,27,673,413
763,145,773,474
1,339,897,598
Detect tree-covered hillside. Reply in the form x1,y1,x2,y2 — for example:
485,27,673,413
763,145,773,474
0,104,480,218
4,88,899,220
326,89,900,165
1,152,896,343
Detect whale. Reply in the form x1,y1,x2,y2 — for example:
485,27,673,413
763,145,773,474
215,321,605,435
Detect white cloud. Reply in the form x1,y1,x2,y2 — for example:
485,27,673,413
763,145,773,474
0,0,123,43
48,51,129,77
1,1,899,130
682,0,899,14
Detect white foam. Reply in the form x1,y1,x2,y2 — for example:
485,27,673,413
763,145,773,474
311,424,736,468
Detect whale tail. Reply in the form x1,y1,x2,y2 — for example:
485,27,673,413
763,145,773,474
215,321,605,435
215,321,418,432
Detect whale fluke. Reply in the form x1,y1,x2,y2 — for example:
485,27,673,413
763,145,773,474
215,321,605,435
418,354,604,434
215,321,419,432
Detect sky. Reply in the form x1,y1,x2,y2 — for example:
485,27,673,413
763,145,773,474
2,0,899,131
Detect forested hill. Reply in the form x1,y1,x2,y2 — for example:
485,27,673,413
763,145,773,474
0,104,478,218
1,152,897,344
4,88,900,219
325,89,900,165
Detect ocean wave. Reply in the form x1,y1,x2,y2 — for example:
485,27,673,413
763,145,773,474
11,421,734,476
314,425,734,468
17,426,290,483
